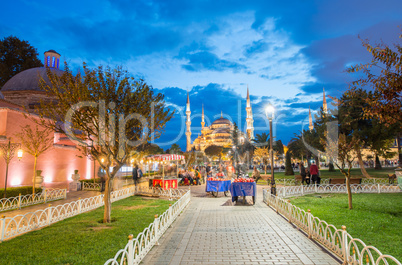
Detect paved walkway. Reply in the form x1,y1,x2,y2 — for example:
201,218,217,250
142,185,340,265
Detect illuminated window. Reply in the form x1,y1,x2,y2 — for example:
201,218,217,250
52,57,55,67
46,56,50,67
56,58,59,68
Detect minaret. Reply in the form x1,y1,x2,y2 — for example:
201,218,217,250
201,104,205,129
186,92,192,152
309,106,313,131
246,86,254,140
323,88,328,114
44,50,61,69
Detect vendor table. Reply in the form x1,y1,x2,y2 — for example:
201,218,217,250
206,180,231,197
152,178,179,190
229,182,257,205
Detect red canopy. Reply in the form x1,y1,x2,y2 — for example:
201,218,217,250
147,154,185,161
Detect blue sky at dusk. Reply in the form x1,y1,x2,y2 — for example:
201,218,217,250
1,0,402,151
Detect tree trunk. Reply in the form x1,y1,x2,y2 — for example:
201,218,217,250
355,146,371,178
346,177,353,210
103,177,112,223
32,156,37,195
375,155,382,170
397,133,401,166
264,164,267,174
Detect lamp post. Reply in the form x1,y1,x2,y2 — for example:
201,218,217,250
265,105,276,196
0,140,23,198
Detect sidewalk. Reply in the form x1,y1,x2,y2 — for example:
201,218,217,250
141,185,340,265
1,190,101,218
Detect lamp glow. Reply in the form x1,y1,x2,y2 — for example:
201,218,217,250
17,149,23,160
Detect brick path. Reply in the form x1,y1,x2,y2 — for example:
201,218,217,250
142,185,340,265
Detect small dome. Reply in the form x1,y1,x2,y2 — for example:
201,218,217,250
0,91,4,99
1,67,64,92
211,117,231,125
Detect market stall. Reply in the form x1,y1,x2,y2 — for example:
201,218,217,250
206,176,231,197
229,179,256,205
146,154,185,190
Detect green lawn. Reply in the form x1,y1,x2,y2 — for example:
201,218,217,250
0,196,173,265
290,193,402,261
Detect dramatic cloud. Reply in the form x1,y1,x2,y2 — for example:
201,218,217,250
1,0,401,150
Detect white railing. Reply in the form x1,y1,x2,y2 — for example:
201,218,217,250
0,185,184,242
81,182,101,191
274,178,393,186
276,184,401,198
0,189,67,212
263,187,401,265
104,189,191,265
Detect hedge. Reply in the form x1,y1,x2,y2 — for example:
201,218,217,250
0,186,43,198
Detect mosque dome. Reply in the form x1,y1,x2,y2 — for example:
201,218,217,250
1,67,64,92
211,117,231,126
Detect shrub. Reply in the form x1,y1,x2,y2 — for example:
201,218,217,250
284,151,294,175
0,186,42,198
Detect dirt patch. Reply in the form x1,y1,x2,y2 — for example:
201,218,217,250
88,226,113,231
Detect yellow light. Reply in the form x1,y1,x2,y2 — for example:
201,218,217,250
17,149,23,160
101,158,105,163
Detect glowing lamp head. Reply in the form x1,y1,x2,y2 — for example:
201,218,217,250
101,158,105,163
265,105,275,120
17,149,23,160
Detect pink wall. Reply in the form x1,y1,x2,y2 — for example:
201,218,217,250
0,108,98,188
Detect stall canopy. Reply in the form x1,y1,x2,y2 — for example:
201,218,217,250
146,154,185,161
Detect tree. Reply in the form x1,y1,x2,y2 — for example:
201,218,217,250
335,89,398,178
15,125,53,195
169,143,182,154
0,36,43,88
34,63,174,223
253,132,269,147
254,147,269,174
284,151,294,175
347,33,402,164
325,133,360,209
204,145,223,162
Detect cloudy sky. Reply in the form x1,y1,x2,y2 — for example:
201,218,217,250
1,0,401,150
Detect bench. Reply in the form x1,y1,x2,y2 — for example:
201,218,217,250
329,178,345,185
349,178,362,184
260,174,272,183
329,178,362,184
295,175,302,185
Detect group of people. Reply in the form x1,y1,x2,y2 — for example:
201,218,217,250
178,167,203,185
299,162,321,185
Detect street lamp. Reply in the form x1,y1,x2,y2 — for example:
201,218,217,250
265,104,276,196
0,140,23,198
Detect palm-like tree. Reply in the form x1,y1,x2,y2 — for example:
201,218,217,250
253,132,269,147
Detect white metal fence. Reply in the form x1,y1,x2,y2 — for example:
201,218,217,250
0,189,67,212
263,185,401,265
271,178,394,186
0,185,185,242
81,182,102,191
104,189,191,265
277,184,401,198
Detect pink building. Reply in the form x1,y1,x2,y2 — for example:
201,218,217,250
0,50,98,189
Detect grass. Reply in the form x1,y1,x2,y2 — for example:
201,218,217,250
0,196,173,265
290,193,402,261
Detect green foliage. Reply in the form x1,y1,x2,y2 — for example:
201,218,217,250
284,151,294,175
204,145,223,159
168,143,182,154
0,196,172,264
253,132,269,147
0,186,42,198
290,193,402,261
346,34,402,125
0,36,43,88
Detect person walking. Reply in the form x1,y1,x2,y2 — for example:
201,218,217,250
300,163,309,185
310,161,319,185
132,165,139,189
